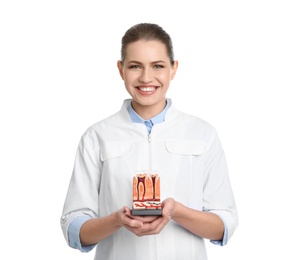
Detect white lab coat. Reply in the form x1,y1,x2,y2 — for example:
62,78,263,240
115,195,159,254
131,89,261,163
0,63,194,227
61,99,238,260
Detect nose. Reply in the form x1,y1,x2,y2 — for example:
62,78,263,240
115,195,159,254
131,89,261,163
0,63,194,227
139,68,153,83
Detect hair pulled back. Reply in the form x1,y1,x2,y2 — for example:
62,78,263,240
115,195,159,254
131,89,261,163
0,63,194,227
120,23,175,65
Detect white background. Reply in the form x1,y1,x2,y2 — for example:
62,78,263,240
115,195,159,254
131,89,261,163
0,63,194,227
0,0,292,259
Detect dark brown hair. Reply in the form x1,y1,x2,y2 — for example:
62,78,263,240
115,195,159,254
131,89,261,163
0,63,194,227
120,23,175,65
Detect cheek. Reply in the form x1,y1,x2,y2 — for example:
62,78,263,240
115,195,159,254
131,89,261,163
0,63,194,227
157,72,172,82
123,75,137,90
124,76,132,86
124,72,136,82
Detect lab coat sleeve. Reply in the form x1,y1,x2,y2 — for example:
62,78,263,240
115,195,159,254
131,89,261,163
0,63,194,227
202,129,238,244
60,129,102,246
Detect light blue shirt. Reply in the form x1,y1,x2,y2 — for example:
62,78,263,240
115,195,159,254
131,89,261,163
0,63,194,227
127,98,171,133
67,98,227,251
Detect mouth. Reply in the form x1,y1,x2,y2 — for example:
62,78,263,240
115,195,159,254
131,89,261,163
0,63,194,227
136,85,159,93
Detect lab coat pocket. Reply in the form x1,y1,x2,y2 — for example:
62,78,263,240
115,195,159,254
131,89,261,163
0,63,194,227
165,139,206,156
100,141,132,161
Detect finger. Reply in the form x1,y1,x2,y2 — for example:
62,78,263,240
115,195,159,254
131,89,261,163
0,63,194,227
124,214,144,228
137,215,170,236
128,219,144,228
162,208,171,218
123,206,132,215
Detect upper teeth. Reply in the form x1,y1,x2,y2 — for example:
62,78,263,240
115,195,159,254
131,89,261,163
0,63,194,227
139,87,156,92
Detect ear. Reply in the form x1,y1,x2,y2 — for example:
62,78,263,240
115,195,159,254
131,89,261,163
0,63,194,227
170,60,178,80
117,60,125,80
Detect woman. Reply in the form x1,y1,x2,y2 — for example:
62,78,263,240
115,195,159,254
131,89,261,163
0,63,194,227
61,23,238,260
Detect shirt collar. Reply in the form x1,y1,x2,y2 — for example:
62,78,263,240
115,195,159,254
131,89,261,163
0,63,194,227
127,99,171,125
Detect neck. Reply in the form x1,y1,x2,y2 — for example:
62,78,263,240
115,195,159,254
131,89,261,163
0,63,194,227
131,99,167,120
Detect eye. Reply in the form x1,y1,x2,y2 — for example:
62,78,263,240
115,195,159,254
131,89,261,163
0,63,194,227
153,64,164,69
129,65,141,69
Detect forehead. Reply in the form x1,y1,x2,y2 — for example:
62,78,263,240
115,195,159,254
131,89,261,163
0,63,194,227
124,40,168,61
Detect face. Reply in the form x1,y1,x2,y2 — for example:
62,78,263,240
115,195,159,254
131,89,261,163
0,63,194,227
117,40,178,117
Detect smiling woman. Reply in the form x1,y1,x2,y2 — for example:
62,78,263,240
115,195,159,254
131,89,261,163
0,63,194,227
117,39,178,119
60,22,238,260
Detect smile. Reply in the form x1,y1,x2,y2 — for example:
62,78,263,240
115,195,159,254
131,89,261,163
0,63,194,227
137,86,158,92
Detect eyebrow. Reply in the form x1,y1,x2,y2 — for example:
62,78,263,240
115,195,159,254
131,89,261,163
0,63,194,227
127,60,166,64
